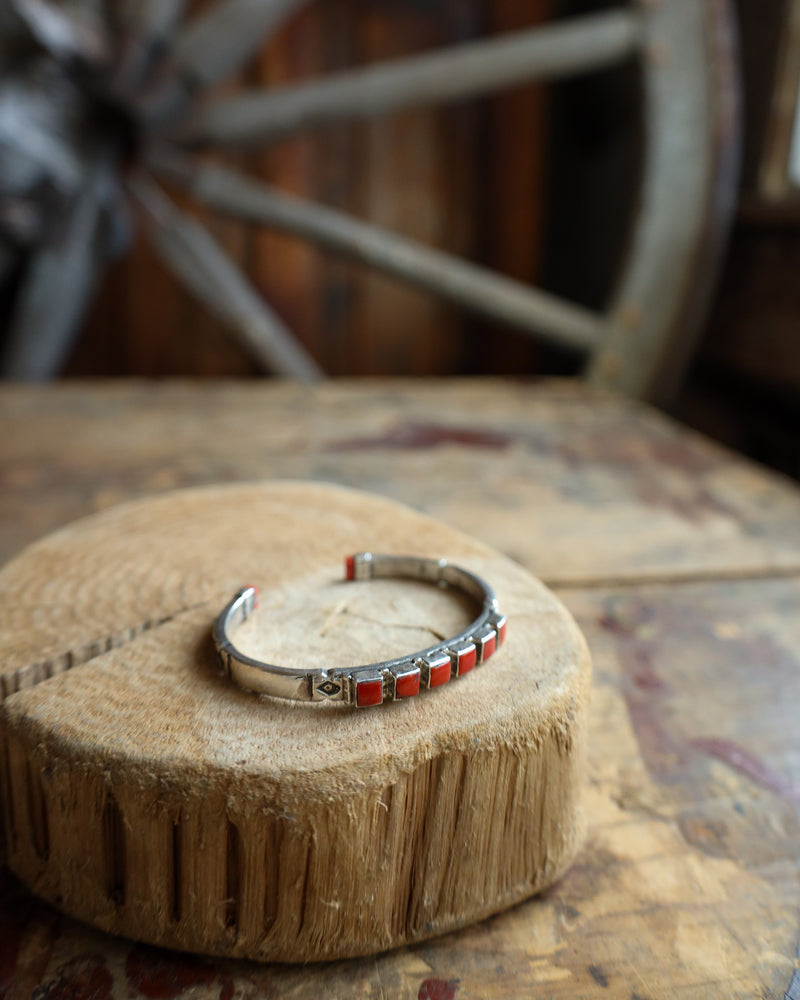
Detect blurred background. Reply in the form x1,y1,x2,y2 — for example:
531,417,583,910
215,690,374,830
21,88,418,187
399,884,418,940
1,0,799,479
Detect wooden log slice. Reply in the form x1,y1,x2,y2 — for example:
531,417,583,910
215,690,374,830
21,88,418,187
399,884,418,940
0,482,590,962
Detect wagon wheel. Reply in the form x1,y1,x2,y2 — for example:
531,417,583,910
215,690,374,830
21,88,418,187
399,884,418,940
0,0,739,401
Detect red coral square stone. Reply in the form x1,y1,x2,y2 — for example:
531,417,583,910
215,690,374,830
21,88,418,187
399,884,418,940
497,618,507,646
428,655,452,687
455,644,477,676
345,555,356,581
356,677,383,707
396,669,420,699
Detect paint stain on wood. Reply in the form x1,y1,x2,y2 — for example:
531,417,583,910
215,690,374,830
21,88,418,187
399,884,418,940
125,946,219,998
632,665,667,693
614,632,689,781
596,613,636,639
625,696,691,780
37,955,113,1000
633,480,741,526
330,422,512,452
418,977,459,1000
691,738,800,806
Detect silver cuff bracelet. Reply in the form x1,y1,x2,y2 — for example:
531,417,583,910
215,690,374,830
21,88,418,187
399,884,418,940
213,552,506,708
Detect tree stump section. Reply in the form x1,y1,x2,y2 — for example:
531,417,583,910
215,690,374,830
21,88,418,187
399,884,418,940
0,482,590,962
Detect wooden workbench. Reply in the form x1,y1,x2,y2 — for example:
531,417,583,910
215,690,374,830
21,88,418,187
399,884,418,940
1,379,798,999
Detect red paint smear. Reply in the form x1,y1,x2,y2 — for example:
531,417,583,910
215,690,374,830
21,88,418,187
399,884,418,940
633,666,666,693
419,978,459,1000
692,738,800,805
626,696,691,778
219,979,235,1000
126,946,218,999
42,956,113,1000
331,422,511,452
620,642,685,780
596,613,634,639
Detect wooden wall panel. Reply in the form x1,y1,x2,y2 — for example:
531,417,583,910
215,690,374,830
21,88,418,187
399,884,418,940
70,1,550,377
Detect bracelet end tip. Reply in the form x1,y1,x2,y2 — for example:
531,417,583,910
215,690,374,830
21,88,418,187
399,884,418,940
345,552,373,581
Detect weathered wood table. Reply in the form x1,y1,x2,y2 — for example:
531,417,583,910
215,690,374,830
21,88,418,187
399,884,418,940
1,379,798,999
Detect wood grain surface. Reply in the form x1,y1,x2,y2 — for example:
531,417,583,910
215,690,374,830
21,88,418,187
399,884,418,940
3,379,800,582
0,483,590,961
0,378,798,998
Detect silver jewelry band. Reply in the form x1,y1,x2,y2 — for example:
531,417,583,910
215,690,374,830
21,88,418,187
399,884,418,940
213,553,507,708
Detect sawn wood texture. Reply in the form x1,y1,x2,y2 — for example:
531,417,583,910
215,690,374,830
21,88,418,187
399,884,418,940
0,483,590,961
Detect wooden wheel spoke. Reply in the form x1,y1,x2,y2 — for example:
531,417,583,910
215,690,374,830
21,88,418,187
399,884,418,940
140,0,310,121
0,239,14,287
115,0,189,90
129,172,322,381
155,155,609,353
125,0,188,48
181,8,643,148
12,0,110,66
0,168,106,379
174,0,309,90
